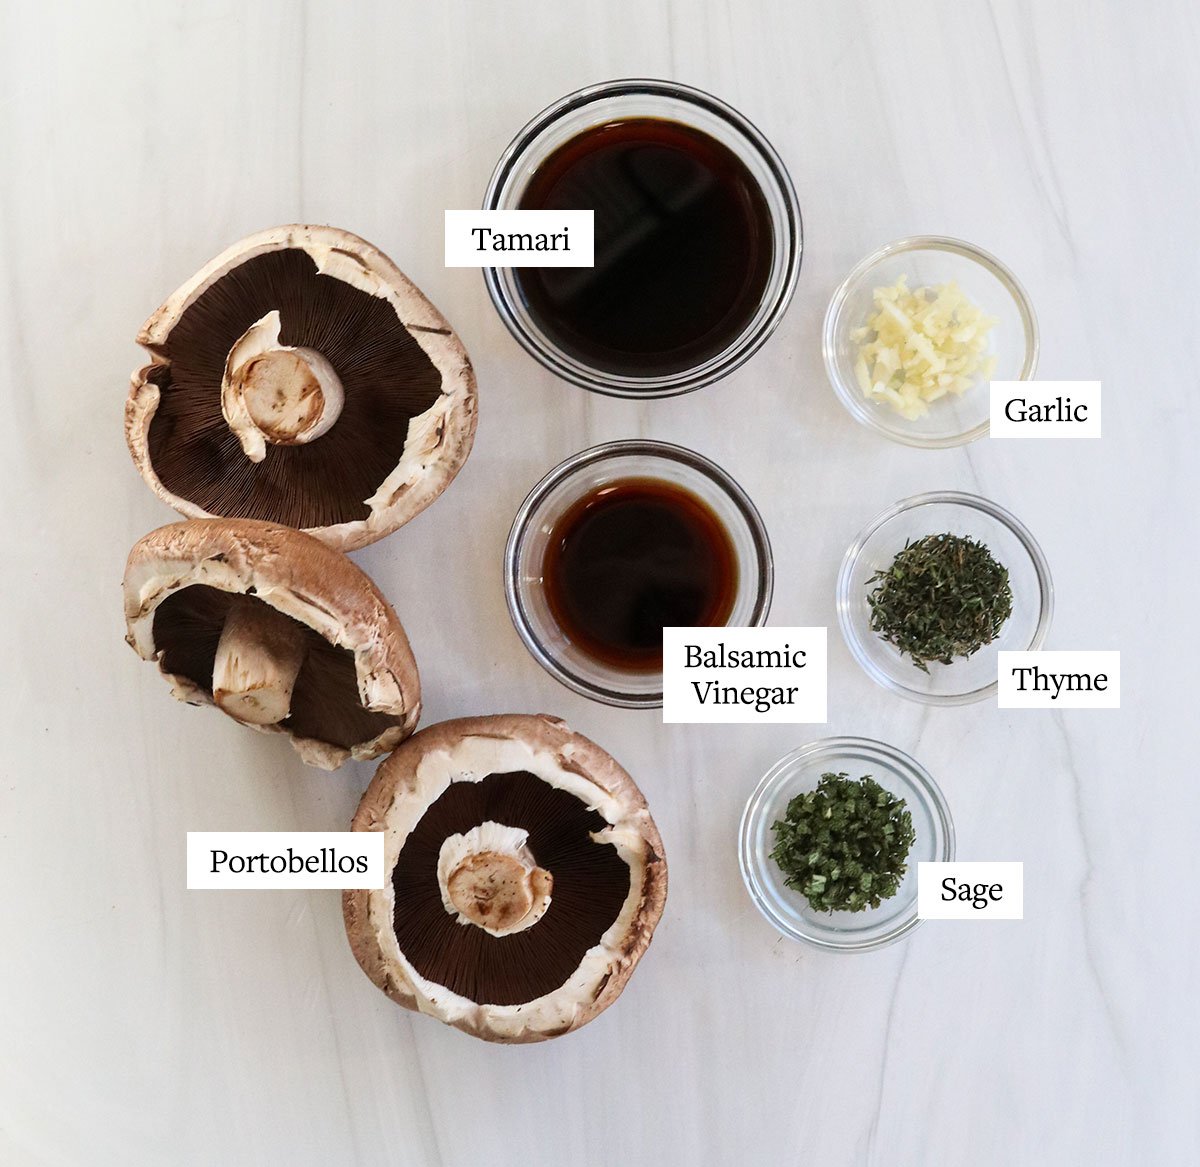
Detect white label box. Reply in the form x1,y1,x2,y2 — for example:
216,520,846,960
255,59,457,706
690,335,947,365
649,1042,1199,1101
990,380,1101,438
997,650,1120,708
187,832,384,890
918,862,1024,919
662,626,827,724
445,210,594,267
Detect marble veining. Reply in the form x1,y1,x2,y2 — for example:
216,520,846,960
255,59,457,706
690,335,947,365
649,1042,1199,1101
0,1,1194,1164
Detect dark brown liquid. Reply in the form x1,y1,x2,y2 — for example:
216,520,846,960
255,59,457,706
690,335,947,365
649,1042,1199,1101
516,118,774,378
543,478,738,672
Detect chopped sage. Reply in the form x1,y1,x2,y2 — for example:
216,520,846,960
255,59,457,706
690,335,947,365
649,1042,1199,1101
770,772,915,913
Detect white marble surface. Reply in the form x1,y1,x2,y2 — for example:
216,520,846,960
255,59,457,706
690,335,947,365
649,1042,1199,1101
1,1,1195,1163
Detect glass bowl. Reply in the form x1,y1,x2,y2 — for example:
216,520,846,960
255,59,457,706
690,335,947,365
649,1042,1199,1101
837,491,1053,705
483,78,802,398
505,440,773,707
822,236,1038,447
739,737,954,952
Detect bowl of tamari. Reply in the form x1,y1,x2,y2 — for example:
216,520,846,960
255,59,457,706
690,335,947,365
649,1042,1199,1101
739,737,955,952
837,491,1054,705
483,78,802,397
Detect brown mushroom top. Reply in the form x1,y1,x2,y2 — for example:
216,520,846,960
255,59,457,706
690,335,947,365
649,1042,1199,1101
344,714,667,1043
126,225,477,552
124,518,421,769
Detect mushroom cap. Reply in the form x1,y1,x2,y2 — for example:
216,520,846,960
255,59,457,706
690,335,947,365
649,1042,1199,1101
343,714,667,1043
123,518,421,769
126,225,478,552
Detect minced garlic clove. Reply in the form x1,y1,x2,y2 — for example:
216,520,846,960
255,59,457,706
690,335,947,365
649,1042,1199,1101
854,276,998,419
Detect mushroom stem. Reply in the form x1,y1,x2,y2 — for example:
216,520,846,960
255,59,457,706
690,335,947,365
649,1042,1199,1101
447,851,553,933
437,823,553,936
221,311,345,462
212,595,308,726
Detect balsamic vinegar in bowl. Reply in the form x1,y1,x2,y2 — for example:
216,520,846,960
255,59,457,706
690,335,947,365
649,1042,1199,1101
505,440,773,708
542,477,738,673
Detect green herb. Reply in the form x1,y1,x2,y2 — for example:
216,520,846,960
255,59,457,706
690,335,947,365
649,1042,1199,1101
770,772,915,913
867,532,1012,672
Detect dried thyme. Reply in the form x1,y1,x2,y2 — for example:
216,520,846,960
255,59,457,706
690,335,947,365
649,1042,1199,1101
867,532,1012,672
770,772,915,913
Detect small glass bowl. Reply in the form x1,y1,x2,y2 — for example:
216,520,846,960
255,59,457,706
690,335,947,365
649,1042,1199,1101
822,236,1038,447
483,78,802,398
739,737,954,952
837,491,1053,705
505,440,773,707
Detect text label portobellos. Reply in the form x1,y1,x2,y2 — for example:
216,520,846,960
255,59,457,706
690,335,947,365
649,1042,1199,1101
187,831,384,890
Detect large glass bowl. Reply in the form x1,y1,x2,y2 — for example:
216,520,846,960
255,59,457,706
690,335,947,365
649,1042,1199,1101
739,737,955,952
837,491,1053,705
505,440,773,707
483,78,802,398
823,236,1037,447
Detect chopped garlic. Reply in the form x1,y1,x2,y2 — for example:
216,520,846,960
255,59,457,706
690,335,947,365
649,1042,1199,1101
851,276,997,420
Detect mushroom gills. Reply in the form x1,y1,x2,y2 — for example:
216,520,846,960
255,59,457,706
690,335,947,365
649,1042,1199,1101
145,248,444,529
391,771,631,1007
151,584,407,748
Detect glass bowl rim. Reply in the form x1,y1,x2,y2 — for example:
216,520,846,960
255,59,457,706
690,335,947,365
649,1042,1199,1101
482,76,803,399
504,438,775,707
836,490,1055,706
738,735,956,952
821,235,1039,448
